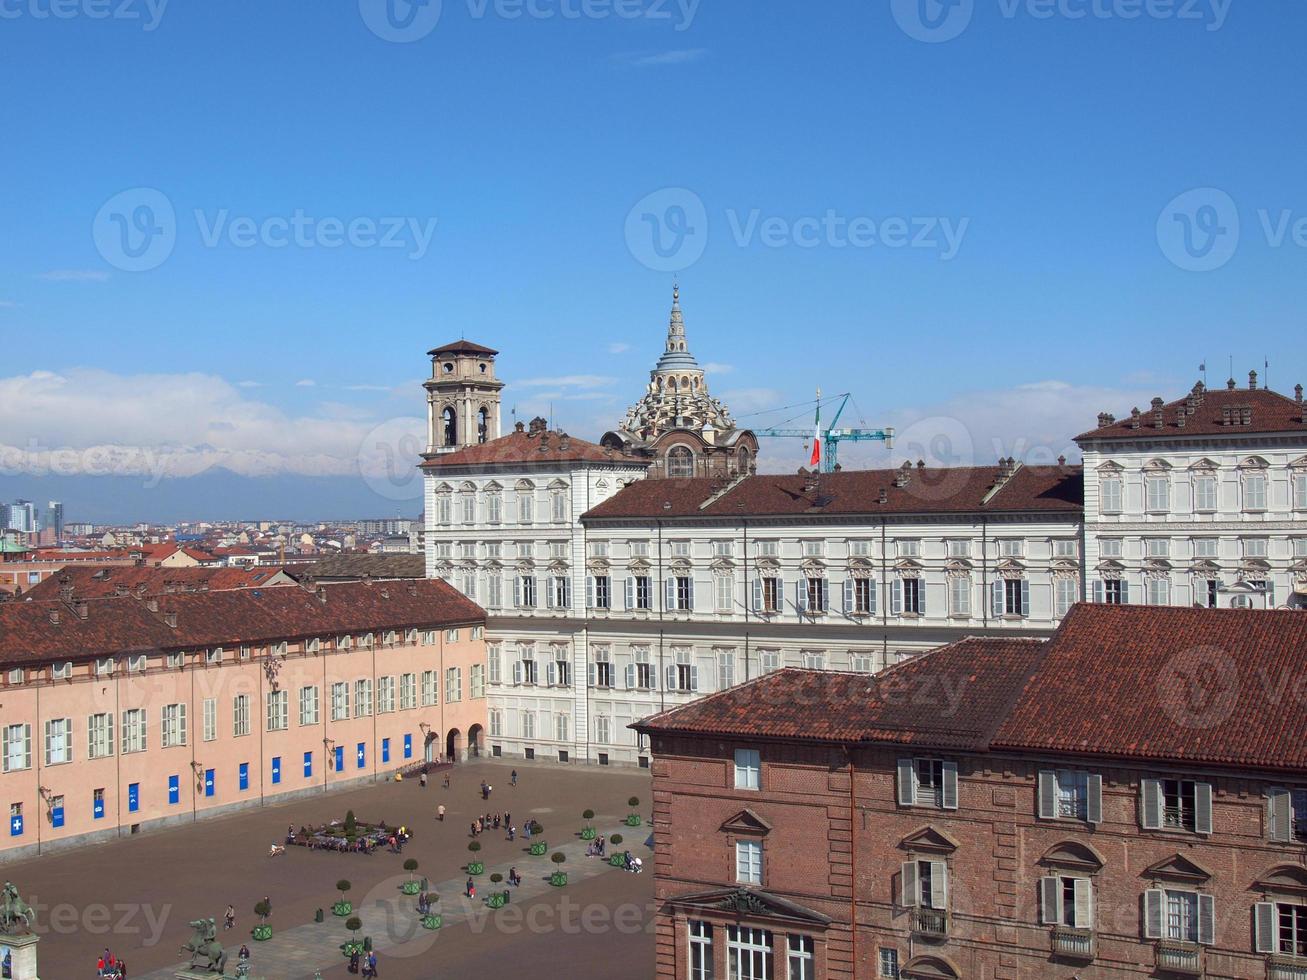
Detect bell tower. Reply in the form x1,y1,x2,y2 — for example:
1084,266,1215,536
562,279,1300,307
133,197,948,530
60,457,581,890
423,340,505,455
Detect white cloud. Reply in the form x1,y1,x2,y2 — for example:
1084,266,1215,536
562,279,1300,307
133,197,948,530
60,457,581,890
295,379,316,387
607,342,632,355
344,384,395,392
36,269,111,283
235,380,263,388
513,375,617,389
613,48,709,68
0,369,407,482
702,362,734,375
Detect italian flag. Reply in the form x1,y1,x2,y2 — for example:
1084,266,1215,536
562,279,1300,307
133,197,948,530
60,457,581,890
809,400,821,467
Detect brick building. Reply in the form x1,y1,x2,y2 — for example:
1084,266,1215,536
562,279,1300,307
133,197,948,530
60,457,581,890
0,578,486,860
635,604,1307,980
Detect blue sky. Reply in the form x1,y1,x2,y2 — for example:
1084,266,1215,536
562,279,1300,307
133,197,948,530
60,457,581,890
1,0,1305,523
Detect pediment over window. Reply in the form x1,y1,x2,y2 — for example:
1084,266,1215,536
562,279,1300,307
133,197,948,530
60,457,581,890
944,559,973,572
720,809,772,836
901,954,961,979
1239,455,1270,470
895,559,923,572
1096,460,1123,473
1254,864,1307,895
627,559,651,573
667,886,832,926
1188,457,1220,471
1096,559,1125,572
1040,840,1105,873
899,825,958,854
1143,853,1212,884
1189,560,1221,575
1290,455,1307,469
1143,458,1173,472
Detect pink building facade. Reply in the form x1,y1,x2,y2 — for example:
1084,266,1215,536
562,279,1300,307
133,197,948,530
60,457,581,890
0,579,486,860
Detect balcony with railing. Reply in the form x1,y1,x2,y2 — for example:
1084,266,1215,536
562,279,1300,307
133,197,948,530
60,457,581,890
1155,941,1202,975
1050,926,1095,960
910,907,949,939
1269,955,1307,980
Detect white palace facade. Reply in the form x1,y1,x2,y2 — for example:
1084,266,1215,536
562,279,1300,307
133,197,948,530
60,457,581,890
422,294,1307,767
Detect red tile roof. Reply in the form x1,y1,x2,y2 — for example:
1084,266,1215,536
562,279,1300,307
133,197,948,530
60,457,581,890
1076,382,1306,441
22,564,296,601
584,464,1082,521
634,637,1047,750
0,579,484,668
639,604,1307,776
422,429,650,469
993,604,1307,774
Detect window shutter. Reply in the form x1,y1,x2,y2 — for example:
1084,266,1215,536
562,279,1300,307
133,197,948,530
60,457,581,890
1087,773,1103,824
586,577,594,609
900,861,919,907
624,664,635,690
752,578,764,612
1039,876,1060,925
512,661,522,686
587,663,595,689
843,578,854,614
1143,889,1165,939
1140,778,1162,830
665,665,676,692
513,576,523,607
1197,893,1215,945
687,577,695,611
1037,770,1057,820
918,582,927,615
546,662,556,687
797,579,809,612
563,578,572,606
1268,787,1292,842
665,577,675,611
1121,580,1130,604
891,579,902,615
1020,578,1030,617
929,861,948,909
1266,581,1276,607
941,761,958,810
820,578,830,612
1254,901,1276,953
992,580,1004,617
897,758,916,806
1073,877,1093,929
625,577,635,610
1195,781,1213,835
1092,580,1104,604
868,578,877,614
690,664,699,692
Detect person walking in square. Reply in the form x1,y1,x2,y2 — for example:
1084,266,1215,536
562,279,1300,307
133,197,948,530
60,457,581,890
419,771,427,788
224,904,235,930
437,804,445,821
511,769,518,787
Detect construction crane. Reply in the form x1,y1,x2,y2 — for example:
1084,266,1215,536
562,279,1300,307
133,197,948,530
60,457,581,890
755,389,893,474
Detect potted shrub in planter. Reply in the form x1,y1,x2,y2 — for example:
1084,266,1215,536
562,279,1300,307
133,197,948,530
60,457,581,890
579,809,597,841
333,880,353,917
486,873,506,908
625,797,643,827
549,852,568,886
421,894,441,930
341,916,365,958
608,833,626,867
527,820,548,855
467,841,485,875
402,859,421,895
252,900,273,941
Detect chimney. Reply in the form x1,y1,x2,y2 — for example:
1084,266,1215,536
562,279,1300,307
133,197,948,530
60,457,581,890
1129,407,1141,429
538,431,550,452
1221,405,1232,427
1241,406,1252,426
558,433,570,452
514,420,525,433
49,608,60,625
1096,412,1114,428
916,459,925,470
146,599,159,613
1249,369,1258,390
878,488,888,505
1057,455,1067,467
164,611,178,628
1296,384,1304,416
75,601,88,620
893,461,912,488
407,581,418,596
1151,397,1165,429
1176,409,1186,429
1227,377,1237,390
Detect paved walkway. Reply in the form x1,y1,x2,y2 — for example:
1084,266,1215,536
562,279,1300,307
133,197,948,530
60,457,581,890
140,825,643,980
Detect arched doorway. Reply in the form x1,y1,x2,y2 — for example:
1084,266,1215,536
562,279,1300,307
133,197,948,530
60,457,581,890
424,731,437,765
442,406,457,447
467,724,484,758
445,728,462,763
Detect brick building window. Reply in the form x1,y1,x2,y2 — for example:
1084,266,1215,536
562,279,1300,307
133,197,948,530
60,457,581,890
735,840,762,884
1144,888,1213,945
1038,770,1102,823
897,757,959,810
734,749,760,790
799,576,828,614
1140,778,1212,833
753,576,782,614
688,920,713,980
626,575,653,610
1039,875,1093,929
787,935,814,980
590,648,613,689
587,575,611,610
845,577,876,616
1265,788,1307,843
726,925,771,977
878,948,900,978
1255,901,1307,957
892,578,923,615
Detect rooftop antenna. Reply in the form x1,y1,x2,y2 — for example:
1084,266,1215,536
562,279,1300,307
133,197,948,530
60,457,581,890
1199,360,1207,387
1265,355,1269,390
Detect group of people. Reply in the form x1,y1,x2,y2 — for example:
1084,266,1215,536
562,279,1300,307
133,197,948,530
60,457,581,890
585,835,608,857
347,947,379,977
469,811,511,837
95,948,126,978
285,820,410,854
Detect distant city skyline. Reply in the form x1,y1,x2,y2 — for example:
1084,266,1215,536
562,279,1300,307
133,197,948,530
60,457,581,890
2,1,1304,522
